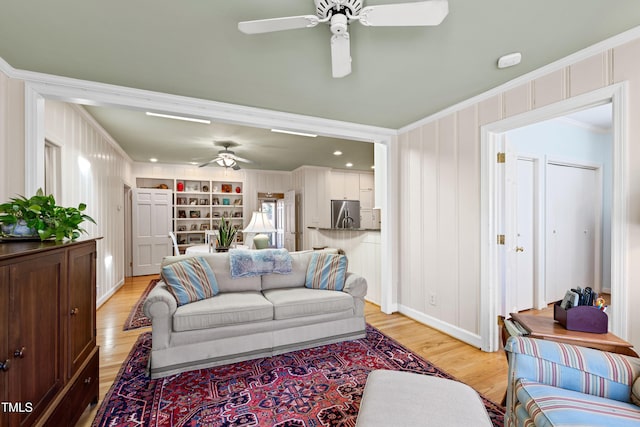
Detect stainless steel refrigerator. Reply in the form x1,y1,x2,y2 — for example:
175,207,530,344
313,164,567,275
331,200,360,229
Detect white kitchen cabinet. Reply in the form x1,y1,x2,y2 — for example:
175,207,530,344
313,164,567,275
330,171,360,200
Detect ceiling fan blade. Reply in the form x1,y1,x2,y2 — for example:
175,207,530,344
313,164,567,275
331,33,352,78
357,0,449,27
198,157,223,168
232,155,252,163
238,15,320,34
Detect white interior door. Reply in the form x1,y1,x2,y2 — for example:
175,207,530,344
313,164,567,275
284,190,297,251
545,162,600,303
514,158,536,311
132,188,173,276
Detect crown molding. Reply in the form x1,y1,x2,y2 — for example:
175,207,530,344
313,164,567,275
399,24,640,133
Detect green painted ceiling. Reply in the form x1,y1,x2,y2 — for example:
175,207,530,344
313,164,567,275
0,1,638,168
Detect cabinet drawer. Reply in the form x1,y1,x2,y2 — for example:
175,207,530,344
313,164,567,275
42,347,99,427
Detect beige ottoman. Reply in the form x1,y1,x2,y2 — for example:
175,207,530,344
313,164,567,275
356,370,493,427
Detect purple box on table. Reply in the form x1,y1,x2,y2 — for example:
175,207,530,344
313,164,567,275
553,301,608,334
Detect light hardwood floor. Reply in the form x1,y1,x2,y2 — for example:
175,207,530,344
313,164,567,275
76,275,509,426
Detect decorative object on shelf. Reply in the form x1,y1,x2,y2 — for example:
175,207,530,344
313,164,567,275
200,224,209,230
177,225,186,231
233,199,242,206
176,197,187,205
202,185,209,192
243,211,275,249
189,235,203,244
157,183,169,189
185,182,200,192
190,224,199,231
0,188,96,241
215,217,238,252
190,210,201,218
199,199,208,205
212,185,219,193
212,197,220,205
178,210,186,218
223,198,230,205
233,212,242,218
176,181,184,192
189,198,198,205
235,186,241,193
221,184,232,193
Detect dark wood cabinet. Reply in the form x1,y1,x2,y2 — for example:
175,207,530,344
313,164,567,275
0,239,99,427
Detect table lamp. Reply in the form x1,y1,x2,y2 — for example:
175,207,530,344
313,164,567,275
243,211,275,249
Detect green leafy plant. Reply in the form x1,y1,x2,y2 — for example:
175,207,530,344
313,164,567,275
216,217,238,248
0,188,96,241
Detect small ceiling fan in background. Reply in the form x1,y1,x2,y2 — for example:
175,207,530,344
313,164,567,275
198,142,251,170
238,0,449,78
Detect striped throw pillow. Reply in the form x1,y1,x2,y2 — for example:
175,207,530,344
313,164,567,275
305,252,348,291
161,257,219,306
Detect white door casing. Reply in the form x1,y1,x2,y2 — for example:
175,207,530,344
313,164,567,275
480,83,628,352
132,188,173,276
284,190,297,251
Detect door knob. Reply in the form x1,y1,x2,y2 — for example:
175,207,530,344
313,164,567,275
515,246,525,252
14,347,26,358
0,359,9,371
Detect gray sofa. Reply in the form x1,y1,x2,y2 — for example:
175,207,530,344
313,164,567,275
142,250,367,378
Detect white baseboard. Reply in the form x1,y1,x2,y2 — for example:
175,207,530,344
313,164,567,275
398,304,483,349
96,278,125,309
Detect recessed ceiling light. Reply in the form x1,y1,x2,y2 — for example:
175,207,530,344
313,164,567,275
149,158,158,162
371,165,375,169
333,150,343,156
345,162,353,167
271,128,317,138
145,111,211,124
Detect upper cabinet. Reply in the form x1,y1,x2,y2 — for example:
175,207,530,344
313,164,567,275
359,172,375,209
330,171,361,201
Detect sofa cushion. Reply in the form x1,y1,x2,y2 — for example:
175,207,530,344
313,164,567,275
163,253,261,293
261,251,313,290
515,379,640,427
173,291,274,332
304,252,348,291
161,257,219,306
262,288,353,320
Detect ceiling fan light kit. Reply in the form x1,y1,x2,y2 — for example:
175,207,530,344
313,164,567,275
199,142,251,170
238,0,449,78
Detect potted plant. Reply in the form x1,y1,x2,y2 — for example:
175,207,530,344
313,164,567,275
0,189,96,241
215,217,237,252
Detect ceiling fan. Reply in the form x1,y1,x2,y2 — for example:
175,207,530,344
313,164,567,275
238,0,449,78
198,142,251,170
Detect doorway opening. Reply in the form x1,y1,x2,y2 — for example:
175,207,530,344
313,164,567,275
257,192,285,248
480,83,628,352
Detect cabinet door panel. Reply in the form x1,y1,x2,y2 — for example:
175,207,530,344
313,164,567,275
67,243,96,377
9,252,65,427
0,266,8,427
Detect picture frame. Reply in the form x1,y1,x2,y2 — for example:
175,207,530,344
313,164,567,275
190,223,199,231
177,225,187,231
221,184,232,193
202,185,209,192
199,198,208,205
178,210,186,218
233,211,242,217
189,198,198,205
233,198,242,206
188,235,203,244
190,210,201,218
200,223,209,230
176,197,187,205
212,197,220,205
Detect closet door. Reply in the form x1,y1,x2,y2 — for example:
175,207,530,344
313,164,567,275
132,188,173,275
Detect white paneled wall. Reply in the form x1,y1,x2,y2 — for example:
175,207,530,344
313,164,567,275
44,101,133,306
0,72,25,202
397,37,640,348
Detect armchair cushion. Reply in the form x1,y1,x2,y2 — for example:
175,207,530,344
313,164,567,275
515,379,640,427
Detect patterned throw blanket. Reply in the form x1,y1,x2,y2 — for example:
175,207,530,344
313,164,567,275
229,248,293,278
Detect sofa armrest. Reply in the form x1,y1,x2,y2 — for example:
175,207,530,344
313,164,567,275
142,282,177,350
505,336,640,402
343,272,367,298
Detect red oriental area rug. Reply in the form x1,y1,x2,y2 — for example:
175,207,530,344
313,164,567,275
93,325,504,427
122,278,159,331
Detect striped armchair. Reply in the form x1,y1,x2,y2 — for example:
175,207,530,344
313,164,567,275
505,336,640,427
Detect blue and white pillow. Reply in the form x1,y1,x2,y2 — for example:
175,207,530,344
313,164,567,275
305,252,348,291
161,257,219,306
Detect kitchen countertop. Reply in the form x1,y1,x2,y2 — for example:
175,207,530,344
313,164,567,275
307,227,381,232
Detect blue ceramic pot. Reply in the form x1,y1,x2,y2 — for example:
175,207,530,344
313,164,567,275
1,220,38,238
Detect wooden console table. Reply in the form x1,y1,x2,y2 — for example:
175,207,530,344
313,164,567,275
508,312,638,357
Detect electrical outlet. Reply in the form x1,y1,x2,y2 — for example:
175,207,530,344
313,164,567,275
429,293,437,306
